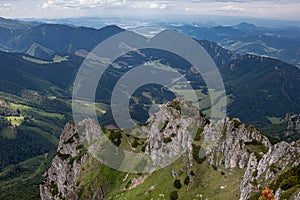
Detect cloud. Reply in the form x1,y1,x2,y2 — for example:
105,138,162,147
0,0,299,20
217,4,245,12
130,1,168,9
1,3,15,11
42,0,127,9
41,0,170,10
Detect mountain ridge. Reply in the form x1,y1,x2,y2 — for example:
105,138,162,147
40,100,300,200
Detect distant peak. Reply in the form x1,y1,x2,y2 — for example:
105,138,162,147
99,25,124,32
236,22,257,29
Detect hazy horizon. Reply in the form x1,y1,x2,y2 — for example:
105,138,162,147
0,0,299,21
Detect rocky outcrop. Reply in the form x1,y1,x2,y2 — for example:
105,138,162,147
240,141,300,200
40,103,300,200
145,101,205,170
201,117,300,200
281,113,300,137
203,118,271,169
40,121,88,200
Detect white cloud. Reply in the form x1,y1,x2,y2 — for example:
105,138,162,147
148,3,167,9
42,0,127,9
1,3,15,11
124,1,169,10
0,0,299,21
217,4,245,12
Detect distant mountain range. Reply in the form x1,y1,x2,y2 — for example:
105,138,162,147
166,22,300,68
0,17,299,128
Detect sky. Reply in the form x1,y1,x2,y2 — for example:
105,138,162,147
0,0,299,21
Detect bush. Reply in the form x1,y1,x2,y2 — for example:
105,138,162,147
170,191,178,200
173,179,182,189
168,100,181,111
280,186,300,200
233,119,242,128
109,130,122,146
212,165,218,171
192,144,206,164
184,176,190,185
194,128,203,141
131,139,139,148
163,137,172,143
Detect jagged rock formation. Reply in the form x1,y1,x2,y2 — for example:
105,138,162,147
145,101,205,171
240,141,300,200
203,118,271,169
40,102,300,200
281,113,300,137
202,117,300,200
40,122,89,200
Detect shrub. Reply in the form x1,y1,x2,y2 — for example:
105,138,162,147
168,100,181,111
131,139,139,148
109,130,122,146
192,144,206,164
280,186,300,200
233,119,242,128
173,179,182,189
170,191,178,200
163,137,172,143
194,128,204,141
212,165,218,171
184,176,190,185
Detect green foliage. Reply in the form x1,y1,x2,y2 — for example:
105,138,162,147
245,140,269,160
248,191,262,200
252,170,258,178
212,165,218,171
0,154,49,200
253,152,263,161
233,119,242,128
270,164,278,174
184,176,190,186
168,100,181,111
260,122,300,142
194,128,204,141
170,191,178,200
163,137,172,144
56,152,70,160
192,144,206,164
280,185,300,200
108,130,122,147
125,179,132,189
270,165,300,193
173,179,182,189
131,139,139,148
245,140,263,146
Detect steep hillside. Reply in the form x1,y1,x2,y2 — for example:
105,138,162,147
220,54,300,126
261,113,300,142
0,51,81,96
170,23,300,67
40,100,300,200
0,17,35,51
7,23,124,55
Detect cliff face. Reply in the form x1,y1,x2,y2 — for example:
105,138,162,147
145,102,205,171
282,113,300,137
203,118,271,169
202,117,300,199
240,141,300,200
40,122,89,200
40,105,300,200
